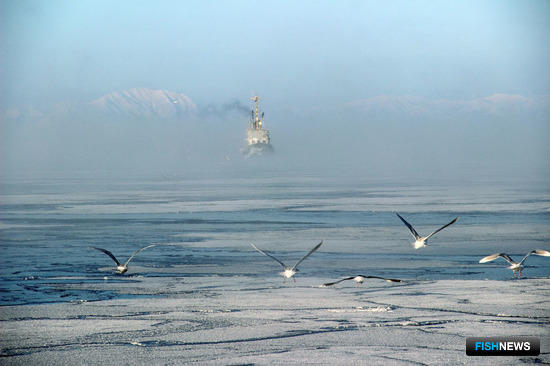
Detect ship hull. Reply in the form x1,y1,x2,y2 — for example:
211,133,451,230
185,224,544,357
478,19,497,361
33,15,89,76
242,142,274,157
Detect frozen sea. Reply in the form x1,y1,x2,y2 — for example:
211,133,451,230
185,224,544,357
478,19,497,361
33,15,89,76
1,171,549,365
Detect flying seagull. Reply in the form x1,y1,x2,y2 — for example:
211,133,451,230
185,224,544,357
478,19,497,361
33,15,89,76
322,275,402,287
396,213,458,249
479,249,550,278
250,241,323,282
89,244,156,274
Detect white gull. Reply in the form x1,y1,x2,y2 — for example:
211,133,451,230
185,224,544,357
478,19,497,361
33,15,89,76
322,275,402,287
250,241,323,282
396,213,458,249
90,244,156,274
479,249,550,278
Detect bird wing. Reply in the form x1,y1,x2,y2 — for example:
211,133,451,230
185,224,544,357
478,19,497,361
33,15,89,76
291,241,323,271
425,217,458,240
250,243,287,269
519,249,550,265
322,277,355,287
124,244,156,266
359,275,402,283
532,249,550,257
479,253,516,265
90,246,121,266
395,213,420,240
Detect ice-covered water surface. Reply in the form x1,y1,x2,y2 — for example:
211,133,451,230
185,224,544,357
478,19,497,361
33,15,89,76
1,176,548,305
1,277,549,365
0,176,549,364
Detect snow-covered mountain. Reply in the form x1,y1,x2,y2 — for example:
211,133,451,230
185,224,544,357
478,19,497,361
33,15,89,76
1,88,197,122
2,90,548,123
89,88,196,118
345,94,549,116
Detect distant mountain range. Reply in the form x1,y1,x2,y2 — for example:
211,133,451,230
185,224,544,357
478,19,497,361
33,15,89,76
1,88,197,122
1,89,548,123
345,94,550,117
89,87,197,118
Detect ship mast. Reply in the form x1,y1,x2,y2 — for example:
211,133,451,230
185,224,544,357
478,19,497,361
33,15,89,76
250,96,262,130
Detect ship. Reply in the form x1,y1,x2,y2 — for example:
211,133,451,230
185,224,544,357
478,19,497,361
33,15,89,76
242,96,273,157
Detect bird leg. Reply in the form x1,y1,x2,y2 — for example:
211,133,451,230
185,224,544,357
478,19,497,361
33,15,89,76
293,278,296,283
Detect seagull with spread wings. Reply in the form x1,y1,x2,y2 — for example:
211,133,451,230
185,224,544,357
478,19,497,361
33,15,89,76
322,275,402,287
89,244,156,274
479,249,550,278
250,241,323,282
396,213,458,249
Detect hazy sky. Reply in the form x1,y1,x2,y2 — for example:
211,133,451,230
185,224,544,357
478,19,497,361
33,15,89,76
1,0,549,181
2,0,550,107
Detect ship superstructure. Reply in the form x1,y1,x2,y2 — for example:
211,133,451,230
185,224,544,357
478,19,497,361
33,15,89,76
243,96,273,156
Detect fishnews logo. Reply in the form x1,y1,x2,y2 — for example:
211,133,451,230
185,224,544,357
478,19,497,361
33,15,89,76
466,336,540,356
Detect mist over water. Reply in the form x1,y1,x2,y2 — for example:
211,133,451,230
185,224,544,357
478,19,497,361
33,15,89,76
2,91,549,186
